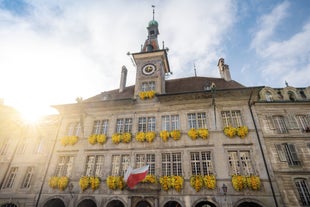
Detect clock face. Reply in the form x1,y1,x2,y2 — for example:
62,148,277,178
142,64,156,75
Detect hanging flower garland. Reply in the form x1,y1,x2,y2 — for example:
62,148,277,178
112,133,132,144
159,176,183,192
88,134,97,145
190,175,204,192
79,176,90,191
61,136,78,146
188,128,198,140
237,126,249,138
203,175,216,189
246,176,261,190
97,134,107,144
135,132,145,142
48,176,69,191
106,176,124,190
223,126,237,138
139,90,155,100
89,177,101,190
231,175,247,191
160,130,170,142
170,130,181,140
159,176,171,191
141,174,157,184
145,131,156,142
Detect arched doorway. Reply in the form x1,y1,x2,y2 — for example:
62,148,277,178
77,199,97,207
238,202,262,207
164,201,182,207
195,201,216,207
1,204,17,207
43,198,65,207
107,200,125,207
136,200,151,207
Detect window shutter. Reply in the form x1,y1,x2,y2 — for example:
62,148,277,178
288,144,300,162
275,144,287,161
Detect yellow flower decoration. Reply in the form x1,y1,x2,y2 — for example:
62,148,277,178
203,175,216,189
171,176,184,192
61,136,78,146
90,176,100,191
48,176,59,189
58,176,69,191
188,128,198,140
88,134,97,145
112,133,122,144
142,174,157,184
106,176,124,190
246,176,261,190
122,132,132,143
139,90,155,100
224,126,237,138
145,131,156,142
135,132,145,142
79,176,90,191
190,175,204,192
160,130,170,142
237,126,249,138
159,176,171,191
170,130,181,140
198,128,209,139
96,134,106,144
231,175,247,191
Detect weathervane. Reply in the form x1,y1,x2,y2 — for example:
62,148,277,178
152,5,155,20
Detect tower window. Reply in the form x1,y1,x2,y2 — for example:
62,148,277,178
142,81,155,91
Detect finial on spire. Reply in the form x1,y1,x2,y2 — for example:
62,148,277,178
194,63,197,77
152,5,155,20
285,80,289,87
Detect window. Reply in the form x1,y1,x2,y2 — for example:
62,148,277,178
161,115,180,131
92,120,109,135
2,167,18,189
135,154,155,175
272,115,288,134
85,155,104,177
275,143,301,166
162,153,182,176
142,81,155,91
138,117,156,132
221,110,243,127
288,91,296,101
265,91,273,102
111,154,130,176
0,140,8,155
54,156,74,177
21,167,34,189
116,118,132,133
190,151,214,175
296,115,310,132
295,178,310,206
67,122,81,136
17,141,26,154
188,112,207,129
228,151,254,175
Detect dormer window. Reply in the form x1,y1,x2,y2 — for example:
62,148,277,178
142,81,155,91
288,91,296,101
265,91,273,102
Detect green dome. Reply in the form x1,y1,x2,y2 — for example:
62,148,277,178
148,20,158,27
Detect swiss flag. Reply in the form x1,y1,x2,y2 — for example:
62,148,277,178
124,165,149,189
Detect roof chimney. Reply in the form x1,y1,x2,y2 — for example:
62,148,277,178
218,58,231,81
119,65,127,93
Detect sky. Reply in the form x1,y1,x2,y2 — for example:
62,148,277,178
0,0,309,119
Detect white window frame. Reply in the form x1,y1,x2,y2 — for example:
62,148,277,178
54,156,74,177
141,81,155,91
111,154,130,176
228,150,254,175
135,153,155,175
67,122,81,136
190,151,214,176
295,178,310,206
2,167,18,189
138,116,156,132
85,155,104,177
187,112,207,129
161,115,180,131
21,167,34,189
92,120,109,135
275,143,301,166
221,110,243,127
116,118,132,133
161,152,182,176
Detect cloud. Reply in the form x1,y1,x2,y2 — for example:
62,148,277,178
249,1,310,87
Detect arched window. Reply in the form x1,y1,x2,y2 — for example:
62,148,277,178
295,178,310,206
300,90,307,99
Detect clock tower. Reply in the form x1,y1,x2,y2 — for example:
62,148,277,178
131,7,170,99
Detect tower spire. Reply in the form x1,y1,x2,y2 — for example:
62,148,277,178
152,5,155,21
